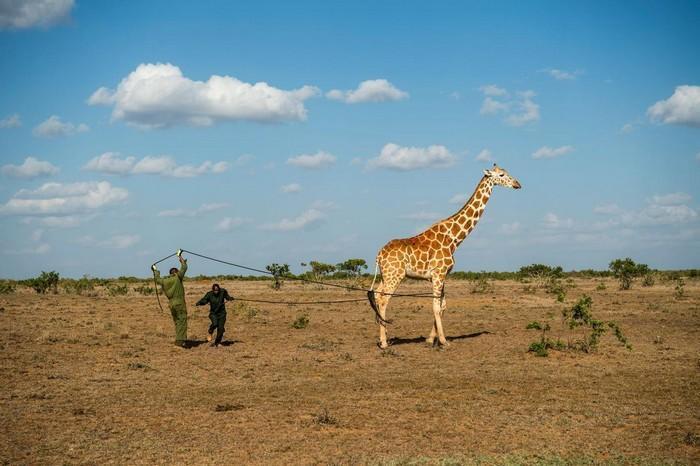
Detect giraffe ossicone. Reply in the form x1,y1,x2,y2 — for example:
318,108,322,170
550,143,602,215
372,164,521,349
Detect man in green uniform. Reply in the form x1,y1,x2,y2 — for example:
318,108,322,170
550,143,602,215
195,283,234,347
152,254,189,348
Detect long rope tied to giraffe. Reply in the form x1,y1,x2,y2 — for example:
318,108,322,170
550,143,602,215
151,248,441,324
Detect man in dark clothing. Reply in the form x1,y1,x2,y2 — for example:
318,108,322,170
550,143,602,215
195,283,234,347
152,254,189,348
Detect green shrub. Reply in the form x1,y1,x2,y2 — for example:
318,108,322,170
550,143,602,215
134,284,154,295
106,283,128,296
28,271,59,294
63,275,96,295
470,276,493,294
0,281,15,294
609,258,650,290
265,263,290,290
674,278,685,299
562,295,631,352
291,315,309,329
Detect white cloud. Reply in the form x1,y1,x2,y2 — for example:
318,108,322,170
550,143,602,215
33,115,88,138
2,157,59,178
261,208,324,231
449,193,468,204
620,122,639,134
4,243,50,255
0,114,21,128
475,149,493,162
650,192,692,206
647,85,700,128
499,222,521,235
367,143,456,171
326,79,408,104
84,152,136,175
88,63,319,128
99,235,140,249
0,181,128,216
593,203,621,215
544,212,573,229
479,85,508,96
215,217,249,232
35,215,84,228
532,145,574,159
158,203,228,217
281,183,302,193
233,154,254,166
540,68,581,80
479,86,540,126
480,97,509,115
84,152,230,178
80,234,140,249
0,0,74,29
506,91,540,126
287,151,336,169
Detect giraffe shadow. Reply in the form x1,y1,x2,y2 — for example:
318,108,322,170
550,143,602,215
389,330,493,346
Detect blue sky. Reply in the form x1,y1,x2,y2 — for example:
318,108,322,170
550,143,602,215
1,0,699,278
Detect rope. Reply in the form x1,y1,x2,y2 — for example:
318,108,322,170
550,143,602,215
181,249,436,298
151,253,177,313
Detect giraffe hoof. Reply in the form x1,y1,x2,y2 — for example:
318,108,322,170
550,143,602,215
439,340,451,347
425,338,435,347
378,341,389,350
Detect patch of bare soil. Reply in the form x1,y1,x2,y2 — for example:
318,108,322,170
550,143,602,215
0,278,698,465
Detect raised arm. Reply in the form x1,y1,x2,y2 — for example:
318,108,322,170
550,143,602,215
177,256,188,280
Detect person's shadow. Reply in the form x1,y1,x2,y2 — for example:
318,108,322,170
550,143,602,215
388,330,493,346
183,339,242,348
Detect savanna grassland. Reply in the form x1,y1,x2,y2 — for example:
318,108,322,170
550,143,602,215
0,277,698,465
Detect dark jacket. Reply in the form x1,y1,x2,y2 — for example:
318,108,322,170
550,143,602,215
196,289,233,314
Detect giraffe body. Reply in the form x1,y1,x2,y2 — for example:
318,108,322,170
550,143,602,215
373,165,521,349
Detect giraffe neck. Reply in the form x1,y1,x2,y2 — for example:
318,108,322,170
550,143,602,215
448,176,494,247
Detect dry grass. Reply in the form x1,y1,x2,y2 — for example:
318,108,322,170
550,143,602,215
0,278,698,465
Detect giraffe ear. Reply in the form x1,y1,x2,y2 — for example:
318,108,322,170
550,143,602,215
483,169,492,177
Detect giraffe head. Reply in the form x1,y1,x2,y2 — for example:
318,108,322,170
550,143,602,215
484,164,521,189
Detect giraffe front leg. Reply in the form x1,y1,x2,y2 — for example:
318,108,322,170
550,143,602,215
431,278,449,346
375,283,391,349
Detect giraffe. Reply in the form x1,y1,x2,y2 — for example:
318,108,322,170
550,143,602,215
371,164,521,349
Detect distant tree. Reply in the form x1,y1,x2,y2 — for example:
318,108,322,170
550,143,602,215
336,259,368,277
265,263,290,290
308,261,336,278
29,271,59,294
609,258,649,290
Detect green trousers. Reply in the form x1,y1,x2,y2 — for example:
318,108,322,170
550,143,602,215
170,303,188,343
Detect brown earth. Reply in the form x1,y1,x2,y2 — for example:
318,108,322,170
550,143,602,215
0,277,699,465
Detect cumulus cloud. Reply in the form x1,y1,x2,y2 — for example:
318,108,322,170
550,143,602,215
326,79,408,104
84,152,229,177
475,149,493,162
0,0,73,29
532,145,574,159
2,157,59,178
499,222,521,235
479,86,540,126
479,84,508,96
158,203,228,217
261,208,324,231
544,212,574,229
79,234,141,249
594,193,697,227
33,115,88,138
286,151,336,169
0,114,21,128
647,85,700,128
215,217,249,232
281,183,302,193
593,203,621,215
88,63,319,128
540,68,581,80
0,181,128,216
367,143,456,171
